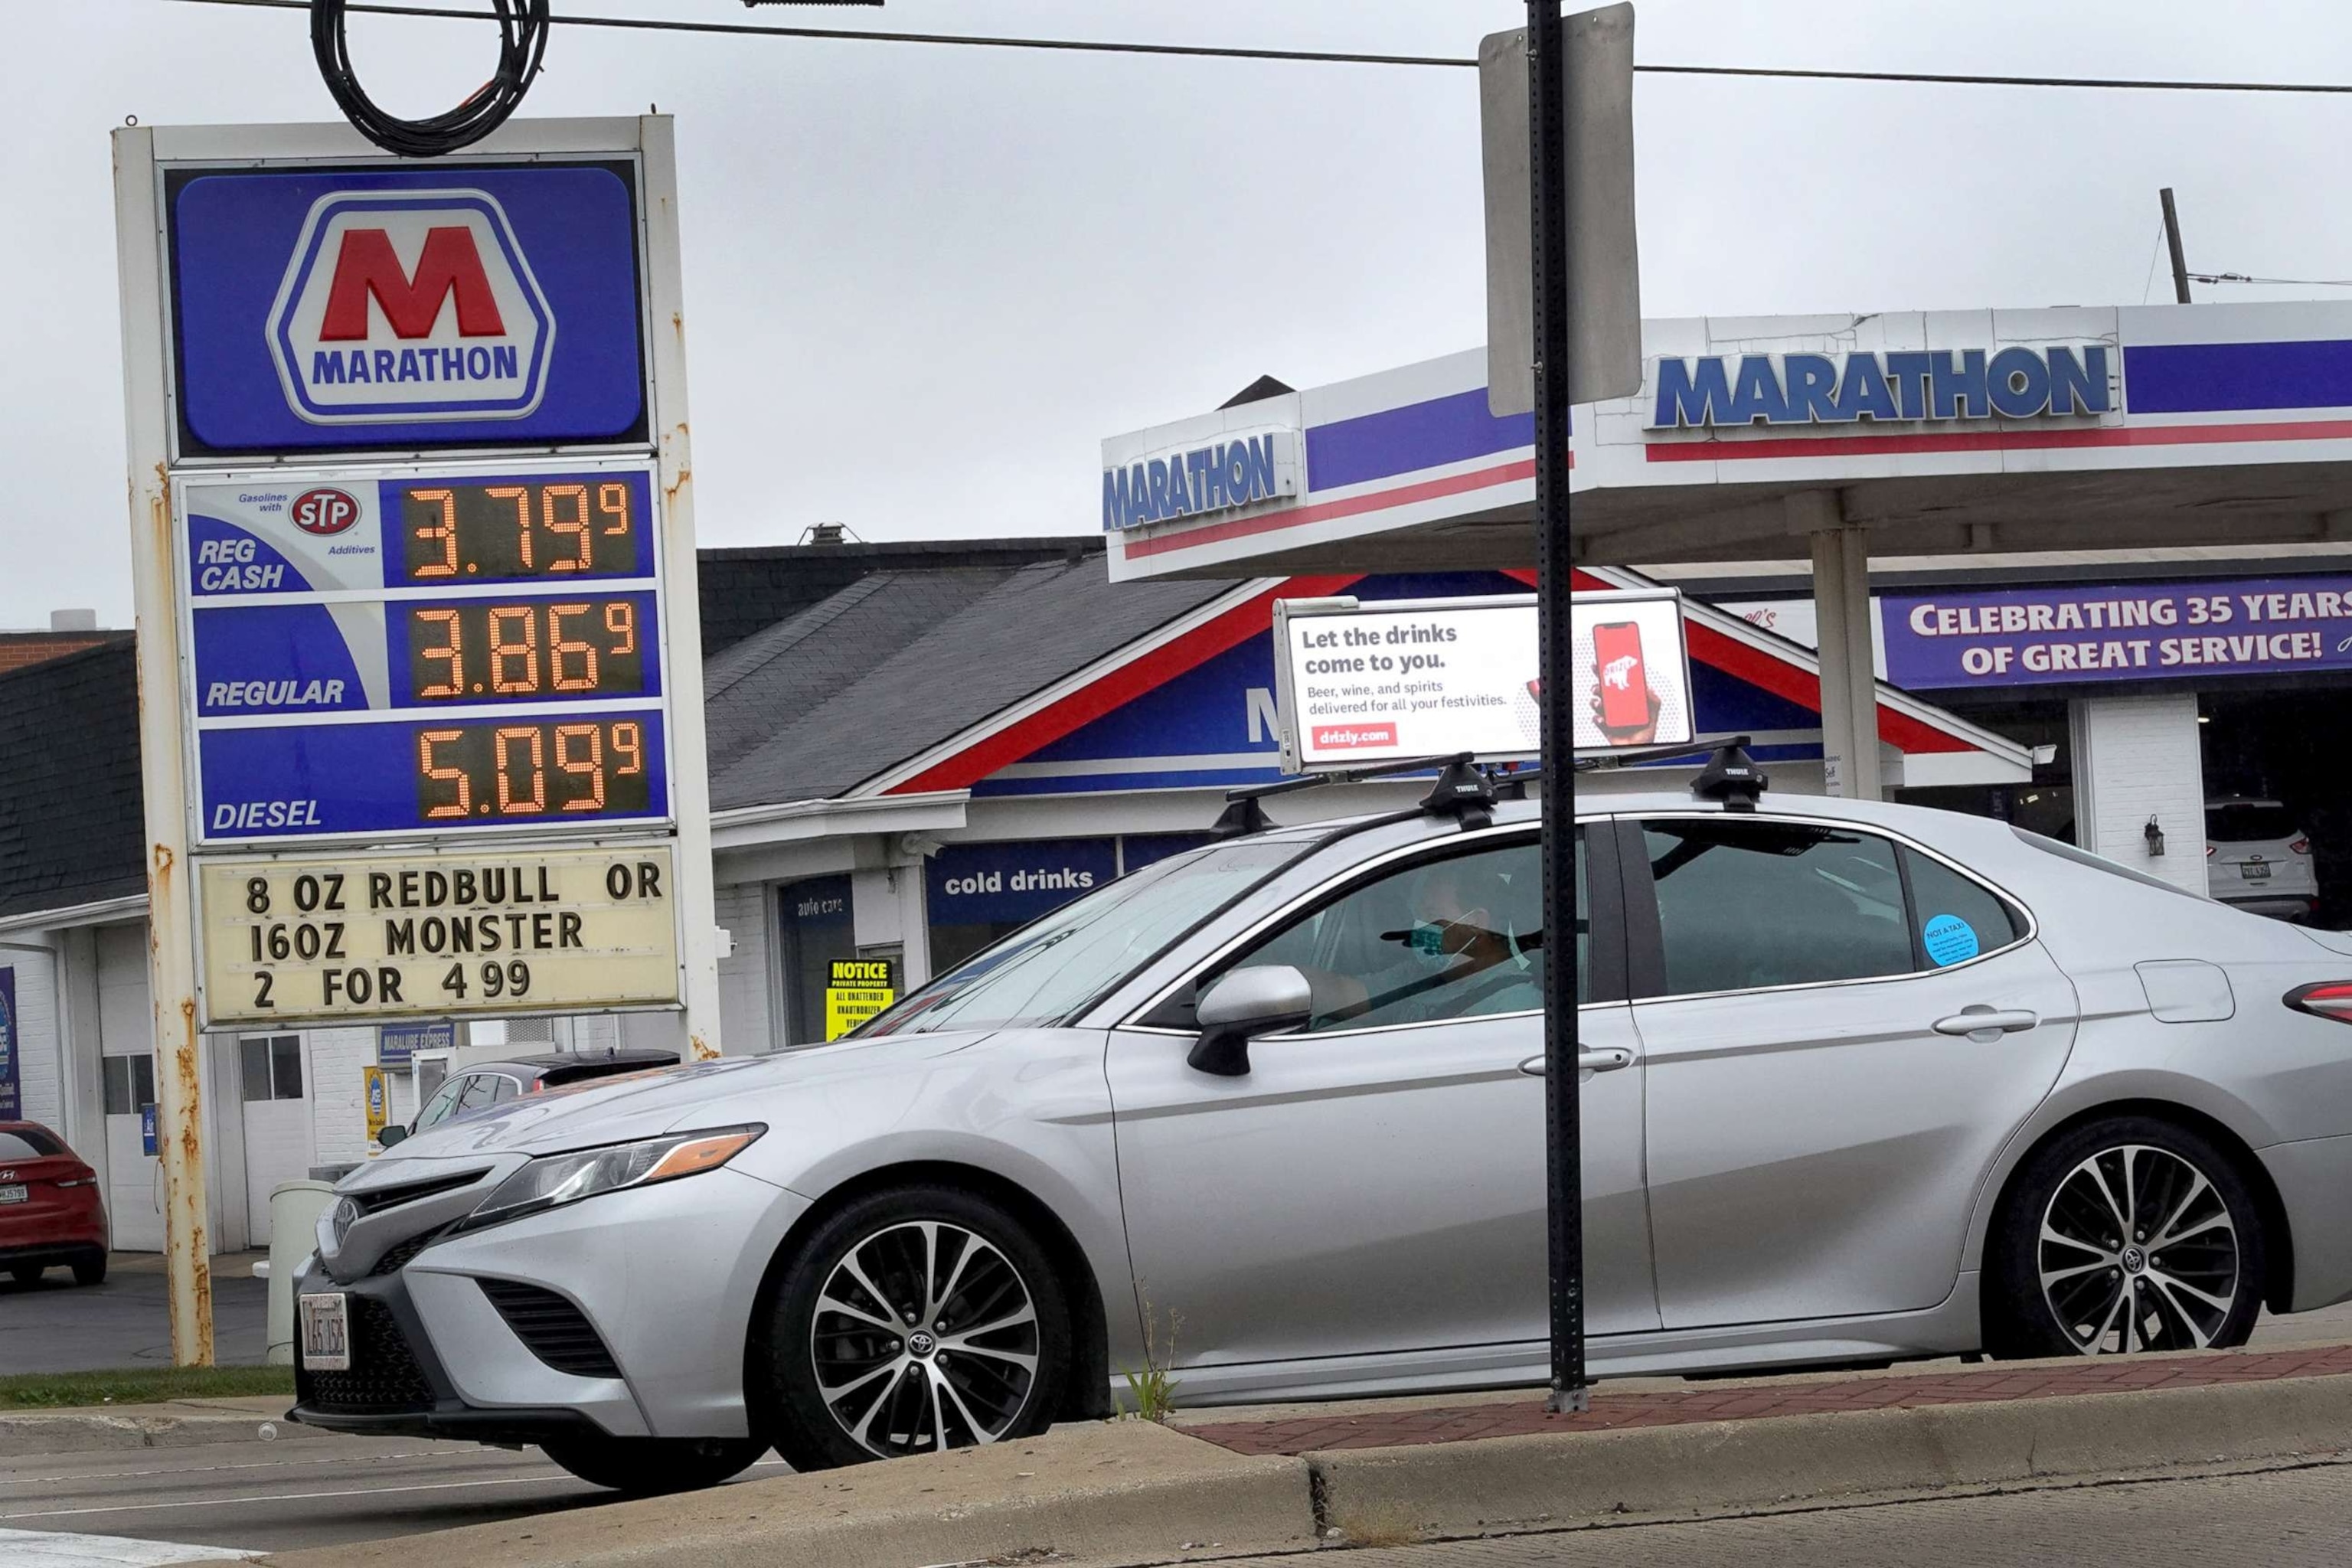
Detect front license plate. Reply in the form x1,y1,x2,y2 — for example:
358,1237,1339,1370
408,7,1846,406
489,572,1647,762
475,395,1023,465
0,1185,24,1205
298,1293,350,1371
2243,862,2272,881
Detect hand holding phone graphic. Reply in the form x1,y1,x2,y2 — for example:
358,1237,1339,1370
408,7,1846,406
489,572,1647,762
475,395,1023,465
1589,621,1661,743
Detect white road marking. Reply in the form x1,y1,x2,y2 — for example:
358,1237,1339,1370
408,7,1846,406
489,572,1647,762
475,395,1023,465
0,1472,570,1521
0,1526,259,1565
0,1449,511,1488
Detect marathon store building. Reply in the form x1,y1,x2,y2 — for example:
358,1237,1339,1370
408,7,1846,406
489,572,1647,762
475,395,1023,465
701,552,2027,1050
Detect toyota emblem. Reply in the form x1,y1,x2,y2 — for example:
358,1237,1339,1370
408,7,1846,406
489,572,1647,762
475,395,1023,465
329,1197,361,1249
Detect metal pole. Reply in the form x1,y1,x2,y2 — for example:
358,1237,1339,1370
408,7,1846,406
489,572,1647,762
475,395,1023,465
112,126,214,1367
1530,0,1586,1416
2161,188,2192,305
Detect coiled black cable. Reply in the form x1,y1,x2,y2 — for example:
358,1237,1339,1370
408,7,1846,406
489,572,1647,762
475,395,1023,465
310,0,551,157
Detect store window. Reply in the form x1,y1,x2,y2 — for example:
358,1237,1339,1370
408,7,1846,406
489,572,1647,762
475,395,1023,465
101,1054,155,1116
778,875,856,1047
926,838,1119,975
239,1036,304,1102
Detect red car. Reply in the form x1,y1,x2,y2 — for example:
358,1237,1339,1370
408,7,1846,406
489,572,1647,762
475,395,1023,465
0,1122,108,1286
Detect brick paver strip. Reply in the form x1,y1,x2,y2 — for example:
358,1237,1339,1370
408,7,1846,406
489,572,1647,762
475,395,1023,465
1184,1343,2352,1456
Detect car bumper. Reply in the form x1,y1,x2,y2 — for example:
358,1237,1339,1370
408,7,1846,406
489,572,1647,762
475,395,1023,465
0,1237,105,1269
290,1166,806,1445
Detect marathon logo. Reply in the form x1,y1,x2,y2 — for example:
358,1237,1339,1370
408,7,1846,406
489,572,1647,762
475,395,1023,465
266,189,555,426
1648,345,2112,429
1102,429,1299,532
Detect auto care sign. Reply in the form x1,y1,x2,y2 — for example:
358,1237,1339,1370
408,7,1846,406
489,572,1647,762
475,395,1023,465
1273,590,1694,770
0,968,16,1120
1883,577,2352,690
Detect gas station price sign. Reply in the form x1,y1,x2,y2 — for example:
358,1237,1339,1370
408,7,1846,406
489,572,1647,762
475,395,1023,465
175,459,674,845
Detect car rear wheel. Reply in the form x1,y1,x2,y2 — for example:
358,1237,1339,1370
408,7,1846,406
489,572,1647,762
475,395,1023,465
753,1186,1071,1472
8,1265,41,1286
1988,1116,2265,1358
71,1253,106,1287
538,1435,766,1494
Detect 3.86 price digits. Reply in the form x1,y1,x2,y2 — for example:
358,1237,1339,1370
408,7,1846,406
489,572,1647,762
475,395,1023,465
400,479,645,583
416,719,655,824
408,596,649,702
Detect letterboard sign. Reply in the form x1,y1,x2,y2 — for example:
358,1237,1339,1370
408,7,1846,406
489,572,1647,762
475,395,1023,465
177,459,673,846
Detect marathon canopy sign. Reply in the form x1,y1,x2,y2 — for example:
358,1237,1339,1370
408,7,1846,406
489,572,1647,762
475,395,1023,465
165,162,649,457
1648,345,2113,429
1883,576,2352,690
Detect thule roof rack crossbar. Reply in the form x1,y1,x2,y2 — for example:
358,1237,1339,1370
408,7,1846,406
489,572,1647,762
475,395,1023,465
1210,753,1529,840
1574,735,1769,811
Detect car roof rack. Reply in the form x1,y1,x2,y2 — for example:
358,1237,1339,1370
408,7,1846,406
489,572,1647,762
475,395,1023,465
1573,734,1768,812
1208,752,1519,841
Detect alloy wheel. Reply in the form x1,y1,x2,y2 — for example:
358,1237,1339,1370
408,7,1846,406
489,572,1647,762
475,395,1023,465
2037,1143,2240,1354
807,1220,1040,1459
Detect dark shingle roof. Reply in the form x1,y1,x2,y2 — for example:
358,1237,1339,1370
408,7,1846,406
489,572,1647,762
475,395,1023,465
708,560,1233,811
698,537,1102,655
0,641,145,921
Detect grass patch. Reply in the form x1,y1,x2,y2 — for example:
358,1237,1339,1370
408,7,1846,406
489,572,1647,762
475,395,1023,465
0,1365,294,1410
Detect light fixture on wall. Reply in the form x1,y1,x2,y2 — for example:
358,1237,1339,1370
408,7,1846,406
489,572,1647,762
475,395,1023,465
2145,816,2167,858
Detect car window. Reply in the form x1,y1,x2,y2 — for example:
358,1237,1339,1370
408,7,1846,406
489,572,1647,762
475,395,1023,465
491,1075,521,1102
1226,837,1545,1032
415,1077,466,1129
1644,818,1913,997
1901,847,2027,967
456,1074,501,1112
2207,804,2298,841
0,1129,62,1160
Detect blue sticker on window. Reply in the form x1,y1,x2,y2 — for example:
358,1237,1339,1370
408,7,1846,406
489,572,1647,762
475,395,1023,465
1922,913,1981,967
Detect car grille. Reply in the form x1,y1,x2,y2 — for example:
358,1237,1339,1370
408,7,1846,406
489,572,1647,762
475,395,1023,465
295,1296,435,1414
478,1279,622,1380
370,1228,446,1277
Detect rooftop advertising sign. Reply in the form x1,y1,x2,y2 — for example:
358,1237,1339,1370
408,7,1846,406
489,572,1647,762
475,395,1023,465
1883,577,2352,690
1272,590,1694,773
166,161,648,457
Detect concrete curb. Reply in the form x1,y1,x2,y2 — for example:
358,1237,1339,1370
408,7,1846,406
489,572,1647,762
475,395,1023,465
1310,1372,2352,1542
256,1419,1317,1568
0,1403,312,1456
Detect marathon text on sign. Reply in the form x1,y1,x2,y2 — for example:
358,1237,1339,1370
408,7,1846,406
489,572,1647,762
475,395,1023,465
199,844,681,1027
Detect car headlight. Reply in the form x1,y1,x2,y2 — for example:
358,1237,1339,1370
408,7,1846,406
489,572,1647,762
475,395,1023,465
454,1125,764,1233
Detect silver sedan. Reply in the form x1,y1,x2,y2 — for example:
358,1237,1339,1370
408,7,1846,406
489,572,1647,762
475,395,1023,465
289,782,2352,1490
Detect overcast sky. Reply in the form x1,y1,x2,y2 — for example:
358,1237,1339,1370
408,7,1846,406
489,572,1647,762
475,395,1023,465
8,1,2352,627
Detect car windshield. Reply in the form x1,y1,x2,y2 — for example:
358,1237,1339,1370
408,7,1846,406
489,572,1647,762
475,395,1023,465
862,839,1304,1036
0,1128,62,1159
2207,805,2298,842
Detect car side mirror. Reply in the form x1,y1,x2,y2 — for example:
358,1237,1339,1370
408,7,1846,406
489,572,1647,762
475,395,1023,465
377,1123,409,1148
1189,965,1313,1077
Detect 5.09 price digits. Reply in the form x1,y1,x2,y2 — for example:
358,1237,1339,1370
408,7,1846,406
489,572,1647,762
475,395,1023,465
416,719,655,823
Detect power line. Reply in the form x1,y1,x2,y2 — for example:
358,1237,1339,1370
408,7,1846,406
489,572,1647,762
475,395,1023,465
2190,271,2352,288
158,0,2352,93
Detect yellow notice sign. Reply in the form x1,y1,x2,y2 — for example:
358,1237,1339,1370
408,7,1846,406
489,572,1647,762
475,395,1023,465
200,844,681,1027
825,958,896,1040
363,1063,390,1142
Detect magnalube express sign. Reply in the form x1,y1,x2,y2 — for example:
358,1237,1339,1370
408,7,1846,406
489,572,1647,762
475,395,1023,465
1273,590,1694,771
199,844,680,1027
165,162,649,457
1648,345,2112,429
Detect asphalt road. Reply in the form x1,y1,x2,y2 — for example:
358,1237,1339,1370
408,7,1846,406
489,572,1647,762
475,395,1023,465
0,1427,793,1560
0,1256,268,1374
1240,1460,2352,1566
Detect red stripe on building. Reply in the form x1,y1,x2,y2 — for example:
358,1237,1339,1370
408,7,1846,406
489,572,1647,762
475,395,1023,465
1645,416,2352,464
885,574,1364,795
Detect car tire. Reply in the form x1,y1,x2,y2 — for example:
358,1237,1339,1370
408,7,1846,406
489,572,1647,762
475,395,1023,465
538,1435,767,1494
753,1185,1072,1472
1988,1116,2265,1358
71,1253,106,1287
8,1265,41,1286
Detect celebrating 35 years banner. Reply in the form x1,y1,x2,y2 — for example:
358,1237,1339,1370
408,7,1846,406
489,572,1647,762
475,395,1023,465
1882,577,2352,690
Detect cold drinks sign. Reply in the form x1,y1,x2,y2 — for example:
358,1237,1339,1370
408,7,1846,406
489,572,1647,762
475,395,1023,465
1272,590,1694,772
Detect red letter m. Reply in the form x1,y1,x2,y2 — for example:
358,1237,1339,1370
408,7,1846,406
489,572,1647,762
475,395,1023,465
318,227,508,341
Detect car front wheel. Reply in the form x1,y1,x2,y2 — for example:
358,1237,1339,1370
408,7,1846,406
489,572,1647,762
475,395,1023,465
753,1186,1071,1471
1989,1116,2265,1357
539,1435,767,1494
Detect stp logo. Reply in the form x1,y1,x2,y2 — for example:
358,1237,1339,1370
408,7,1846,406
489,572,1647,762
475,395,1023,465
290,488,359,536
266,188,555,427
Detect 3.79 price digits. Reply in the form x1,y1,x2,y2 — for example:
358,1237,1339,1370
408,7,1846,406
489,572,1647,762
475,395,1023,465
400,479,645,583
416,719,656,824
408,596,650,702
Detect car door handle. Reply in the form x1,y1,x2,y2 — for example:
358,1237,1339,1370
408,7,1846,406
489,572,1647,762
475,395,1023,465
1932,1008,2039,1037
1520,1048,1635,1076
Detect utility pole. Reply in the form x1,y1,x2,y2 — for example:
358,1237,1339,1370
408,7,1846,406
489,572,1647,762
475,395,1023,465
1527,0,1585,1416
2161,188,2192,305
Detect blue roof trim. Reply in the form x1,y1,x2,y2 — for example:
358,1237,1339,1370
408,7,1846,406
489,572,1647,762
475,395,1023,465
1305,388,1534,493
2123,339,2352,415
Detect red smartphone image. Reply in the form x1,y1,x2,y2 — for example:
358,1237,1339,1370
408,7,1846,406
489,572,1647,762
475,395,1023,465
1592,621,1649,730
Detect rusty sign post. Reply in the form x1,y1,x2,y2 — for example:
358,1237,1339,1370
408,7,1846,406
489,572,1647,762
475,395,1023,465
113,118,722,1367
